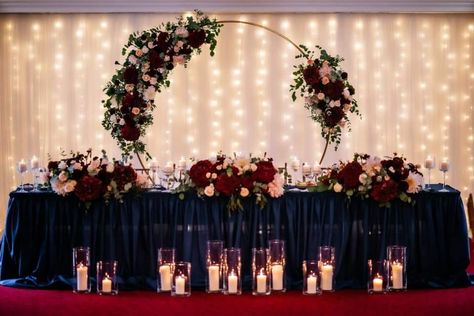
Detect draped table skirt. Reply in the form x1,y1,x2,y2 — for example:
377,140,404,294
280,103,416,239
0,184,470,290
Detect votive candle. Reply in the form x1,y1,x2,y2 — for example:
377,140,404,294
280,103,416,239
320,264,333,291
307,275,317,294
228,271,238,294
102,275,112,293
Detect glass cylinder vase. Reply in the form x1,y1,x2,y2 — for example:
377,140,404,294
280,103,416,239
252,248,271,296
367,259,387,294
387,245,407,291
96,260,118,295
223,248,242,295
72,246,91,293
157,248,175,292
206,240,223,293
318,246,335,292
303,260,321,295
172,262,191,297
268,239,286,292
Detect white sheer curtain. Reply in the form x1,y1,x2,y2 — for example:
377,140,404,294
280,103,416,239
0,13,473,227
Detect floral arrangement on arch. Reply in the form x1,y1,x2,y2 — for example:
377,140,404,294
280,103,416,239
183,153,284,212
290,45,360,149
313,153,424,206
47,149,147,206
102,11,222,157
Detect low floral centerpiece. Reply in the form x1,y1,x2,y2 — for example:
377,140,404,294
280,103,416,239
47,149,147,206
178,153,284,212
314,153,423,206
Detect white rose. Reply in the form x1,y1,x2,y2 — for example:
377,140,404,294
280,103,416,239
106,163,114,173
240,187,250,197
58,161,67,170
343,88,351,99
142,46,149,54
73,162,82,170
149,77,157,85
128,55,138,64
216,165,222,171
211,173,217,179
175,27,189,38
317,92,325,100
147,42,155,49
250,164,257,172
119,118,125,125
204,184,215,197
333,182,343,192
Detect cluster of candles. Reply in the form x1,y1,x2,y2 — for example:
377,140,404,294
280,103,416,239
16,155,42,191
424,155,450,192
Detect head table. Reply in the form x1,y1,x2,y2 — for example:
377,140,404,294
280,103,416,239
0,184,470,290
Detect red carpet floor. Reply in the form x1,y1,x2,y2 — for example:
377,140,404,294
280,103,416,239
1,242,472,316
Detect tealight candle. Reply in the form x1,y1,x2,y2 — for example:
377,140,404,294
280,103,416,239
439,160,449,172
208,264,220,292
424,156,435,169
175,275,186,295
391,262,403,289
76,263,88,291
102,275,112,293
271,264,284,290
256,272,267,294
373,276,383,292
159,264,172,291
320,264,333,291
31,156,39,169
307,275,318,294
228,271,238,294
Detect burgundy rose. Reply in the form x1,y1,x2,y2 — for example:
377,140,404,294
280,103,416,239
215,173,240,196
74,175,105,202
337,161,363,190
187,29,206,48
241,176,255,190
323,106,344,127
149,49,163,69
122,93,135,107
112,164,137,191
371,179,399,203
303,66,321,86
47,161,59,171
323,80,345,100
120,125,140,141
189,160,213,187
253,161,277,184
123,67,138,84
157,32,170,51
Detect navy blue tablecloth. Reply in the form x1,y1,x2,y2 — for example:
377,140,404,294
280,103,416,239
0,185,470,290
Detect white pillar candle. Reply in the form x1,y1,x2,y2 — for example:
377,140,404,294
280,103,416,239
159,265,172,291
424,156,435,169
439,160,449,172
271,264,284,290
307,275,317,294
208,264,220,291
320,264,333,291
31,156,39,169
102,276,112,293
175,275,186,294
256,273,267,293
177,157,187,171
302,163,312,176
149,157,159,171
373,276,383,292
162,162,174,176
227,272,238,294
313,162,322,174
290,157,300,172
18,159,27,173
391,263,403,289
76,264,88,291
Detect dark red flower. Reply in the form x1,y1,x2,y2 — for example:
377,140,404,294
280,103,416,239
241,176,255,190
74,175,105,202
157,32,170,51
120,125,140,141
187,29,206,48
123,67,138,84
323,106,344,127
337,161,363,190
371,179,399,203
112,164,137,191
323,80,345,100
253,161,277,184
303,66,320,86
149,49,164,69
189,160,213,187
215,173,240,196
47,161,59,171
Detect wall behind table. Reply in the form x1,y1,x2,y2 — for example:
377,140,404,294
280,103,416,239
0,13,473,228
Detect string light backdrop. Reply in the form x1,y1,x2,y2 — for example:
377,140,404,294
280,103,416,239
0,13,473,227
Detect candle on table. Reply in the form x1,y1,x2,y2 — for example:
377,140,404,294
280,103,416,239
373,275,383,292
290,157,300,172
18,159,27,173
150,157,159,171
391,262,403,289
31,156,39,169
424,156,435,169
162,162,174,176
271,264,284,290
208,264,220,291
313,162,322,175
302,163,312,175
227,271,238,294
102,275,112,293
307,275,317,294
256,272,267,294
159,264,172,291
439,160,449,172
320,264,333,291
175,275,186,294
76,263,88,291
177,157,187,171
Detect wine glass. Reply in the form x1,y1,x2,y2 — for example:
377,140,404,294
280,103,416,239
438,160,449,192
424,156,435,191
17,159,28,192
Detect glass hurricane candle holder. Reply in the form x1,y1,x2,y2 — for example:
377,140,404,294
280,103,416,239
424,156,435,190
268,239,286,292
387,245,407,291
223,248,242,295
318,246,335,292
252,248,271,296
72,247,91,293
17,160,28,192
302,260,321,295
206,240,223,293
367,260,387,294
157,248,175,292
172,262,191,297
97,260,118,295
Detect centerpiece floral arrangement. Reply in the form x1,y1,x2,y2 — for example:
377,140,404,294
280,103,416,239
314,153,424,206
102,10,222,157
46,149,147,206
290,45,360,149
178,153,284,212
